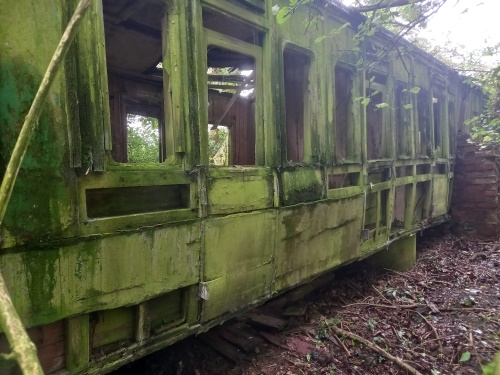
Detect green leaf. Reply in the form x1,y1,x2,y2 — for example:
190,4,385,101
276,7,289,24
403,104,413,109
375,103,389,109
409,86,421,94
459,352,471,362
361,98,371,106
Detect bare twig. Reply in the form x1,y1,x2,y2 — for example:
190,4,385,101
329,325,424,375
411,311,442,350
343,302,425,309
372,285,391,303
351,0,427,13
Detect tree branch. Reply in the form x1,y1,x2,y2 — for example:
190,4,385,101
351,0,427,13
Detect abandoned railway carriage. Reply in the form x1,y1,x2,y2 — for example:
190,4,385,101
0,0,482,373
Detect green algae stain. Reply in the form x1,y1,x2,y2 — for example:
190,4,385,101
0,58,60,171
23,249,60,317
0,58,70,242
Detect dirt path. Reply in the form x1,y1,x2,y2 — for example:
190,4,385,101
115,228,500,375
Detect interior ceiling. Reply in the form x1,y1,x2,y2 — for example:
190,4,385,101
103,0,163,74
207,47,255,70
103,1,257,73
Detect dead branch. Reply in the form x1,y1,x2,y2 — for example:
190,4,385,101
372,285,391,303
344,302,495,313
329,325,424,375
343,302,425,309
350,0,427,13
411,310,442,350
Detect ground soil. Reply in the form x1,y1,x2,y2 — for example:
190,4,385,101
115,228,500,375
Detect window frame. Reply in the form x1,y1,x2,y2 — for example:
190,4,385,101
281,45,312,164
203,28,264,167
333,63,359,164
394,81,414,159
365,80,391,161
431,88,448,158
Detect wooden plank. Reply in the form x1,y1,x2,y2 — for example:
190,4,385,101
223,324,265,351
65,315,89,374
259,332,288,350
282,304,308,317
215,325,263,353
244,313,286,330
198,332,247,363
202,0,268,30
74,0,108,170
135,303,150,342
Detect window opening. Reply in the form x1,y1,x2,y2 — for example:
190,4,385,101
283,48,310,163
392,185,409,230
208,125,230,166
328,172,360,189
228,0,266,14
395,165,412,178
396,84,412,157
335,66,353,161
126,114,160,163
203,9,264,46
366,88,386,160
364,190,388,232
207,47,256,165
433,96,442,151
103,0,166,163
448,102,456,155
417,90,431,156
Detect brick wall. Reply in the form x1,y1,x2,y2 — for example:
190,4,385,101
451,134,500,238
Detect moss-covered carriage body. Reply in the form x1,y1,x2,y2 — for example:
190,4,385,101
0,0,482,373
